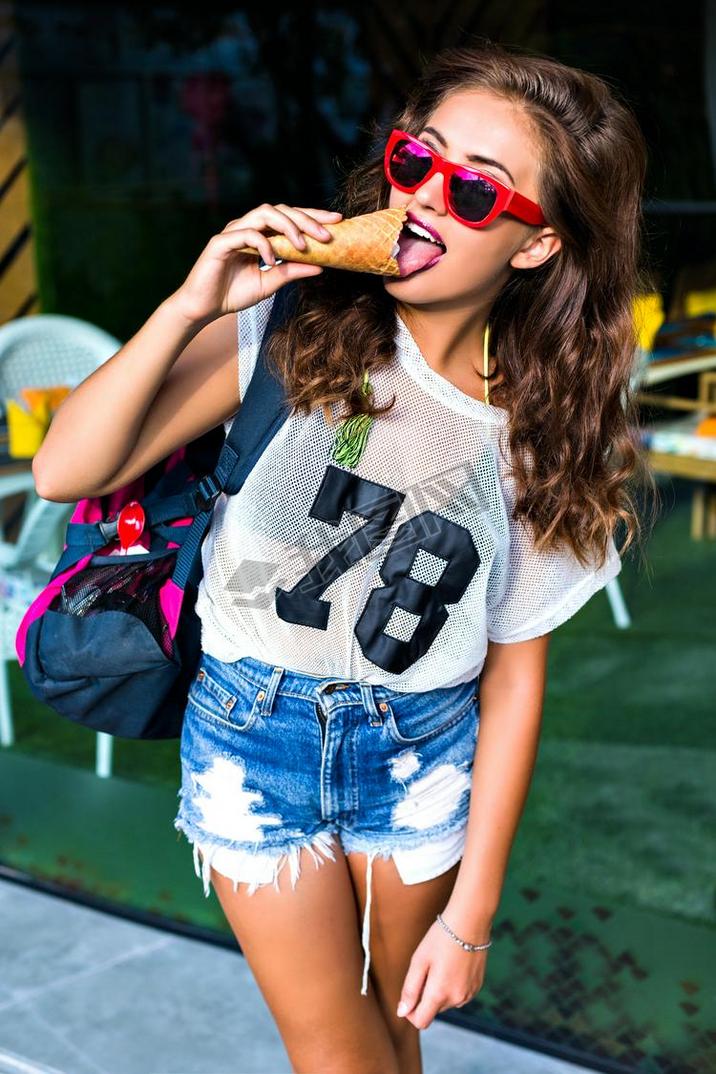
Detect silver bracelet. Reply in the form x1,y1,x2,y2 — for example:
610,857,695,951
436,912,492,952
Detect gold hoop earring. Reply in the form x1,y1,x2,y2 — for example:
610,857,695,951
483,322,491,407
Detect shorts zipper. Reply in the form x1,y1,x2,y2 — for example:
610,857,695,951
315,701,327,744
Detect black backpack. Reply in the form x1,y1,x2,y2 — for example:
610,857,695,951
16,282,298,739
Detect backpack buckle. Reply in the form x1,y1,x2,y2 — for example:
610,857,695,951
194,474,221,513
98,517,119,541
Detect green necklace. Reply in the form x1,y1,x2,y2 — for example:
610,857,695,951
330,369,375,468
329,321,492,468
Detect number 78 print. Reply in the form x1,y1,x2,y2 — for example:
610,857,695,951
228,462,496,675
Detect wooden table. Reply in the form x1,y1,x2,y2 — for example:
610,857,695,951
636,371,716,540
641,451,716,539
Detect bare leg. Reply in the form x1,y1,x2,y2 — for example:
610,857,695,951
345,851,463,1074
205,842,402,1074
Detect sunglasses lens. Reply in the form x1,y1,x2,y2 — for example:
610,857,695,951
387,137,432,188
449,173,498,223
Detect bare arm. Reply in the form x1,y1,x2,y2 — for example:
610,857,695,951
32,298,240,502
32,202,342,503
443,632,551,934
395,633,551,1027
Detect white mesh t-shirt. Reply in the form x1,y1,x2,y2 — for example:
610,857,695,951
194,293,622,691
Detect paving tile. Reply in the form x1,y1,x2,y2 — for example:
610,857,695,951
28,935,290,1074
0,882,170,1001
0,1003,106,1074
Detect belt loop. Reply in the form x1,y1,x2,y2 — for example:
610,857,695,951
360,682,384,726
257,666,284,717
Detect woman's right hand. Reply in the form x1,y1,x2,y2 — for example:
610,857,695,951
169,203,344,325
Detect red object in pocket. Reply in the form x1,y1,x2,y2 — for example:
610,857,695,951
117,501,146,551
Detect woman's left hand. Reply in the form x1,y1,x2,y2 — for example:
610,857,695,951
396,917,490,1029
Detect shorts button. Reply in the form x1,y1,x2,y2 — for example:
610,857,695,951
257,690,265,701
324,684,336,694
197,669,205,682
379,702,388,712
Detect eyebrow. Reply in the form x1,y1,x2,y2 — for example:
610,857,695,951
419,125,516,186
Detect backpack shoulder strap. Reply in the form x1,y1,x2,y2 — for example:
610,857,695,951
221,282,298,495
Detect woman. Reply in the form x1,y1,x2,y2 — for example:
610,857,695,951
35,38,656,1074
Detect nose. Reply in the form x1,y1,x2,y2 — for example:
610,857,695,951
413,168,448,217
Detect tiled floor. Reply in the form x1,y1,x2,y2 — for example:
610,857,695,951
0,878,598,1074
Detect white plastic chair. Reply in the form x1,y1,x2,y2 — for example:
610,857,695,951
0,314,123,777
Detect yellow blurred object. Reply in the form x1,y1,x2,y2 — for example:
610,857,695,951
6,398,48,457
4,384,71,458
695,415,716,437
632,292,665,351
684,289,716,319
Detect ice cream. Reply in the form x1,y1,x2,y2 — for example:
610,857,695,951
244,207,409,276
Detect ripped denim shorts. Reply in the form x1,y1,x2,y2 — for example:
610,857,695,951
173,651,481,996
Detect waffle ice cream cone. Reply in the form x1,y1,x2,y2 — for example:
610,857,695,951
243,206,408,277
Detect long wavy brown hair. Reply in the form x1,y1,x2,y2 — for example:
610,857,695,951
264,37,659,571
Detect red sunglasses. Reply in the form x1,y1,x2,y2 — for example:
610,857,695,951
384,128,547,229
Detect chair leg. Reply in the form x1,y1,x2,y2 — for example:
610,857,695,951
95,732,113,778
0,658,13,747
707,486,716,539
605,577,631,629
692,484,705,540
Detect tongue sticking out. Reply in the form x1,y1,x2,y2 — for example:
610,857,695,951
394,228,445,277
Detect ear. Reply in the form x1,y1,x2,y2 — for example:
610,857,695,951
510,228,561,271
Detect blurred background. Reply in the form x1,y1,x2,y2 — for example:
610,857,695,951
0,2,714,1073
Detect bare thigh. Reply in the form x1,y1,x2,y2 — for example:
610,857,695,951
346,851,462,1071
205,844,402,1074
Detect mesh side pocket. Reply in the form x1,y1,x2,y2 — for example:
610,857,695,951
51,554,177,660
